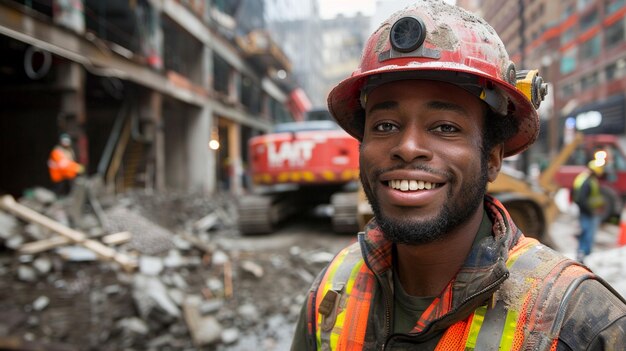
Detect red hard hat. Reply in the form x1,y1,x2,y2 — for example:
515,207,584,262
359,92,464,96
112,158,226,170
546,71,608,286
327,0,546,157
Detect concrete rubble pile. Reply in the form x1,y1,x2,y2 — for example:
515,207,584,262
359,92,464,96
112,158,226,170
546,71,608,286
0,187,331,350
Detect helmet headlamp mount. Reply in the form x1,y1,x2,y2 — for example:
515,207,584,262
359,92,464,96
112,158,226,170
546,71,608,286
380,16,440,61
390,16,426,52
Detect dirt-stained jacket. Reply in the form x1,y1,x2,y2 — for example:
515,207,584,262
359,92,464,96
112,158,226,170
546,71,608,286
291,196,626,350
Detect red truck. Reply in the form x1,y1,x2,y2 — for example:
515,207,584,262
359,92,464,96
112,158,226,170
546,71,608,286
238,119,360,234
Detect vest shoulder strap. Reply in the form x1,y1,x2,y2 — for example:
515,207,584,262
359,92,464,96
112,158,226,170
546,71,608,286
470,238,595,351
305,241,365,350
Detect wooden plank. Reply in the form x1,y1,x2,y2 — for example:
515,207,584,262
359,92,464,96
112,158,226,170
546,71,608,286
101,231,132,245
0,195,137,272
18,236,71,255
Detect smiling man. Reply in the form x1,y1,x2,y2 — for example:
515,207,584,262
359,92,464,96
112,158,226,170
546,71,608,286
291,1,626,350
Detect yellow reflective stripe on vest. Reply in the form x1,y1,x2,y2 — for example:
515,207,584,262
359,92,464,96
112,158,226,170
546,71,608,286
464,305,487,349
444,237,539,350
315,243,367,350
500,309,519,350
316,248,350,347
330,260,364,349
573,172,603,208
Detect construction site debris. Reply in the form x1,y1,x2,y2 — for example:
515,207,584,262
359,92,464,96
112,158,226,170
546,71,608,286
0,188,339,350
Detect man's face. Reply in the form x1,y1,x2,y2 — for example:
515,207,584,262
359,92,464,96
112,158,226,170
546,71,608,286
359,79,502,245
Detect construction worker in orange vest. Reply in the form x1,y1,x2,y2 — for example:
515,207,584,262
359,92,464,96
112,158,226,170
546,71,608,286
291,1,626,350
48,133,84,196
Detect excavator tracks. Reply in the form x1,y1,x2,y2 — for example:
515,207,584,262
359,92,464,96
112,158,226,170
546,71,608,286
330,192,360,234
237,194,298,235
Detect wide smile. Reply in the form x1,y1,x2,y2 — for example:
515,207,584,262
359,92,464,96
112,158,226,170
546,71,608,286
377,173,447,208
386,179,442,191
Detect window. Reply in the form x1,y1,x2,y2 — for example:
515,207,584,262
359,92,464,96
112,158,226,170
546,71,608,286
606,0,625,15
606,17,626,48
240,76,262,114
213,54,230,95
606,58,626,80
580,71,599,90
561,83,575,98
561,5,575,21
580,9,598,32
561,28,575,45
580,35,601,60
561,47,577,74
577,0,593,11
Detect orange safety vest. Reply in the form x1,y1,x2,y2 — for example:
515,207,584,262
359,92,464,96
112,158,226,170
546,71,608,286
308,236,594,350
48,146,81,183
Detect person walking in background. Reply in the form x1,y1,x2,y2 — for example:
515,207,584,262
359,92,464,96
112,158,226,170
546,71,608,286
48,133,83,196
573,159,606,263
291,1,626,349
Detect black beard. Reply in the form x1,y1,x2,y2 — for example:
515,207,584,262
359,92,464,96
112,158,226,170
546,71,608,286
361,158,488,245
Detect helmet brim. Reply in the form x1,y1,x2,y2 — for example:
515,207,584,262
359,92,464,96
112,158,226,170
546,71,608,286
327,63,539,158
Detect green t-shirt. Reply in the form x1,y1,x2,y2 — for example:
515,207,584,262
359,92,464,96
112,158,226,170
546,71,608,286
393,210,493,333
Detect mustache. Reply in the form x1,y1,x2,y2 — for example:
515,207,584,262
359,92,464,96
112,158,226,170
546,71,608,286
372,163,452,181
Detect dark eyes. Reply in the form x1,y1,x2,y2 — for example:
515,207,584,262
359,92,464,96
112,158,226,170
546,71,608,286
374,122,398,132
372,122,460,133
432,124,459,133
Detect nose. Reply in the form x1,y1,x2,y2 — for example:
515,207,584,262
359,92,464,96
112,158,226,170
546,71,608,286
390,128,433,163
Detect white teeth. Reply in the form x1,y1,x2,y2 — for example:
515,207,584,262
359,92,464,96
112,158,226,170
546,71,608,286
400,180,409,191
389,180,437,191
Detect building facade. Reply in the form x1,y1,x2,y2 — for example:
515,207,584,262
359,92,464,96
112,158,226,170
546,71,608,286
462,0,626,161
0,0,305,197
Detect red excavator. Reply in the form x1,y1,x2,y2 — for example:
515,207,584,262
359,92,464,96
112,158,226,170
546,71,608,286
237,117,360,234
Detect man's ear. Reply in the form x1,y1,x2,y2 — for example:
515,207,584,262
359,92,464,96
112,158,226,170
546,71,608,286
488,144,504,182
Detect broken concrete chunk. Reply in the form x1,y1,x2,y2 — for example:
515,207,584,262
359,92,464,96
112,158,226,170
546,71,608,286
116,317,149,335
24,223,48,240
32,187,57,205
183,295,223,346
193,213,219,233
199,298,224,315
103,284,122,295
0,211,18,239
6,235,25,250
206,278,224,293
132,274,180,319
56,246,98,262
171,235,193,251
237,303,260,322
212,250,229,265
139,256,164,276
33,257,52,275
241,260,264,278
169,273,188,289
32,296,50,311
163,250,184,268
167,288,186,306
289,246,301,256
221,328,239,344
17,265,37,282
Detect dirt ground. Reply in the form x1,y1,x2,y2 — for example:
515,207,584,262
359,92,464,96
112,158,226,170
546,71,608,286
0,189,354,351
